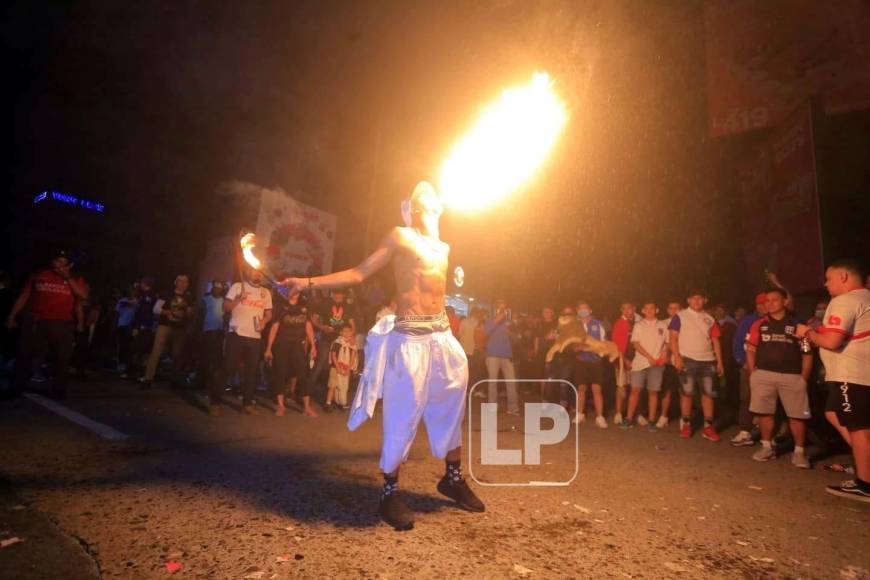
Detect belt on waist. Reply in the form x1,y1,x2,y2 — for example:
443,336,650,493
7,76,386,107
394,311,450,335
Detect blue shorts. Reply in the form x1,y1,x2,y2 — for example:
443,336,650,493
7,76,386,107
630,365,665,392
679,357,717,398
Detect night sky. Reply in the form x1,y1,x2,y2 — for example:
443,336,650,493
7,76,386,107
5,1,868,313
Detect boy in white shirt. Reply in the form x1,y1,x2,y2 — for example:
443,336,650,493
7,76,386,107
622,301,670,430
669,289,725,441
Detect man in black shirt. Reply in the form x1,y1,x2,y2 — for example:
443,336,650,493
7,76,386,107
308,288,356,406
746,289,813,468
534,306,559,401
265,289,317,417
142,274,193,389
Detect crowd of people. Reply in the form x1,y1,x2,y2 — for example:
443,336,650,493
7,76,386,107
1,250,868,503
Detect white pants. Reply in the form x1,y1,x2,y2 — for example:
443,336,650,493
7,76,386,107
485,356,519,413
348,315,468,473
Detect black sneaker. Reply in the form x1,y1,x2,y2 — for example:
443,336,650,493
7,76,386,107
826,480,870,503
437,476,485,512
139,380,152,391
378,493,414,530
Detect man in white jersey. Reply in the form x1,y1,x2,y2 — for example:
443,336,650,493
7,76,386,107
798,259,870,502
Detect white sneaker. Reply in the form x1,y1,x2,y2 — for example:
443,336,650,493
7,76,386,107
637,416,649,426
752,445,776,462
791,451,811,469
573,412,585,425
595,415,608,429
656,415,669,429
613,413,623,425
730,430,755,447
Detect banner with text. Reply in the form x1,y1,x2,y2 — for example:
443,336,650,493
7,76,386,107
705,0,870,137
739,104,823,294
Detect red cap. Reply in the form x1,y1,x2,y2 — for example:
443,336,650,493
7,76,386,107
755,293,768,305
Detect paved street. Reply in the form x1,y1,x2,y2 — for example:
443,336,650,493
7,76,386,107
1,376,868,579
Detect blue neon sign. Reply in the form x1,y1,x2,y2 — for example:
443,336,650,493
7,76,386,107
33,191,105,213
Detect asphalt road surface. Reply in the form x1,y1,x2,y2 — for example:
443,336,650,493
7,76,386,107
0,376,868,579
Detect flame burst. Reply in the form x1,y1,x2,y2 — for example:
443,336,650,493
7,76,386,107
240,232,262,270
439,72,568,212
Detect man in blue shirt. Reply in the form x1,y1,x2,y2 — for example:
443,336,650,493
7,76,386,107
576,301,609,429
485,299,519,415
730,293,767,446
197,280,226,391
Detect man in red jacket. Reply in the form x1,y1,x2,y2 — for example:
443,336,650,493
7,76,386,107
5,250,89,399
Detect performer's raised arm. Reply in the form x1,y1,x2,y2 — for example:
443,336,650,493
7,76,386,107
280,228,400,294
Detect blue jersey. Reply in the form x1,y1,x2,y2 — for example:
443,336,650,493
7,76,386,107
577,317,606,362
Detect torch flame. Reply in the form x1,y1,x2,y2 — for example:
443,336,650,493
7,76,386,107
439,72,567,211
240,232,262,270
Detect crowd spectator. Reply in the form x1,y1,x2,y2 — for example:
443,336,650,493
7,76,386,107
612,301,637,425
326,323,358,411
729,293,767,447
535,306,558,400
196,280,226,392
798,259,870,502
458,307,482,389
656,300,683,428
5,250,89,400
714,303,740,429
746,289,813,468
806,299,829,331
264,287,317,417
141,274,193,389
114,286,139,374
575,301,608,428
485,299,519,415
669,289,724,441
309,289,356,404
126,276,158,379
446,306,460,337
213,267,273,416
623,301,669,429
0,271,13,367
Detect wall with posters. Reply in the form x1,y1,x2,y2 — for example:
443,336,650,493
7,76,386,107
704,0,870,137
255,188,337,279
738,104,824,294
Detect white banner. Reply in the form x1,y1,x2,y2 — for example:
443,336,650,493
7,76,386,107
255,188,337,278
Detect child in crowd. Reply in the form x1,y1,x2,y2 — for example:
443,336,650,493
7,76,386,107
326,323,358,411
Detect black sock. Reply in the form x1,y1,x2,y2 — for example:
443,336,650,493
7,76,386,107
681,416,691,424
445,460,463,484
382,475,398,499
856,478,870,493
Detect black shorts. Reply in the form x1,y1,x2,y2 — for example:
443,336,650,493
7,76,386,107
574,359,604,386
271,339,309,397
825,381,870,431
